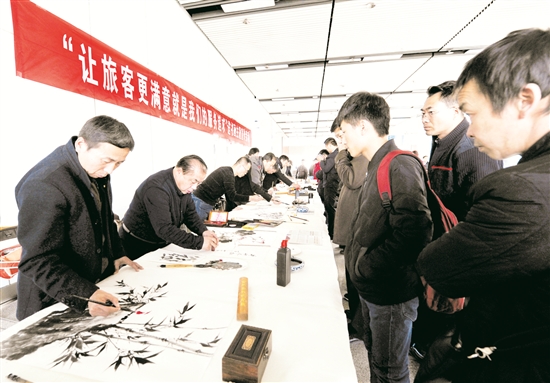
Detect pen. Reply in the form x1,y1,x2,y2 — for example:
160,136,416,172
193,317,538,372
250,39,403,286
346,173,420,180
70,295,131,311
289,215,308,222
7,374,33,383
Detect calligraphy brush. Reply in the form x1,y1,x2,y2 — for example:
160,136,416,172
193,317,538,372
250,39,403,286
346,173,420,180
70,294,132,311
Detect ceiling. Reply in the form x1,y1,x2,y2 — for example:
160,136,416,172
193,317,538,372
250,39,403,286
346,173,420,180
178,0,549,139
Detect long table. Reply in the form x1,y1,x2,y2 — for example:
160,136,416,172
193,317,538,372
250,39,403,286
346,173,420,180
0,192,357,382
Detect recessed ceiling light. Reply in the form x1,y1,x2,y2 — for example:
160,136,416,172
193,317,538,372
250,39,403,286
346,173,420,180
366,2,376,8
222,0,275,13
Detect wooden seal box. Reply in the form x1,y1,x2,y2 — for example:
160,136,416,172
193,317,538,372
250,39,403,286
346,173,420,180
222,325,272,383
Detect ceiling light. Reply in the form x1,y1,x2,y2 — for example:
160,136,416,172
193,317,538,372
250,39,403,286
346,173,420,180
255,64,289,71
446,50,454,55
222,0,275,13
272,97,295,101
362,54,402,62
328,58,361,64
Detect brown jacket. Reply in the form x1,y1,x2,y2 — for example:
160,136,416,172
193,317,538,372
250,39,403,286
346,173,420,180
333,149,369,246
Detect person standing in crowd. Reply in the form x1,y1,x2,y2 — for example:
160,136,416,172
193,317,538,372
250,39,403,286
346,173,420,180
192,157,263,220
248,147,263,186
314,149,329,203
339,92,433,383
320,137,340,240
15,116,143,320
417,28,550,383
331,119,369,342
411,79,504,361
422,80,503,221
119,155,219,260
295,159,309,180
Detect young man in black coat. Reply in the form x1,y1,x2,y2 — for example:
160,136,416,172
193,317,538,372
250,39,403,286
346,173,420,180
339,92,433,383
417,28,550,383
15,116,143,320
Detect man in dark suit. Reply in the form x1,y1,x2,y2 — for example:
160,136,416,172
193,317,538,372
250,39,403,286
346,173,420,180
15,116,143,320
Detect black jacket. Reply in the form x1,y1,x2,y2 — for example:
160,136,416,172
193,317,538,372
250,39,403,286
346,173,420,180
261,169,292,190
346,140,433,305
15,138,123,320
428,118,502,220
418,132,550,383
193,166,250,206
122,168,207,251
228,169,272,211
320,149,340,195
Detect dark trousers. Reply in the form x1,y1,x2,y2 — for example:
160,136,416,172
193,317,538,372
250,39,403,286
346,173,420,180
119,226,164,260
323,190,336,239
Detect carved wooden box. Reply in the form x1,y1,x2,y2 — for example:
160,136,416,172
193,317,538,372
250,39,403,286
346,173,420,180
222,325,272,383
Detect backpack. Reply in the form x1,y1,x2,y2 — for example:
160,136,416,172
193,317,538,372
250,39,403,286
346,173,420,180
377,150,465,314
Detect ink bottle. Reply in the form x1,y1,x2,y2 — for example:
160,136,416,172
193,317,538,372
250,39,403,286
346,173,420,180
277,239,291,287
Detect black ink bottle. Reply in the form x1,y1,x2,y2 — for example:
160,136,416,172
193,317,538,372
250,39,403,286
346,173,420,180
277,238,291,287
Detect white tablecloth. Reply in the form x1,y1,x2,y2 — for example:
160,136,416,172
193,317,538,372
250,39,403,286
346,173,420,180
0,193,357,382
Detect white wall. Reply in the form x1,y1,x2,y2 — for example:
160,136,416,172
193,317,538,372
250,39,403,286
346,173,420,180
0,0,281,225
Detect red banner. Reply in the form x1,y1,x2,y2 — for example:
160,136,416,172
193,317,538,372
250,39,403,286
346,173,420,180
10,0,251,146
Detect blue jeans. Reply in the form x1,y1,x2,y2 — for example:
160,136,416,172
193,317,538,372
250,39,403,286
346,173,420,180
360,295,419,383
191,194,213,221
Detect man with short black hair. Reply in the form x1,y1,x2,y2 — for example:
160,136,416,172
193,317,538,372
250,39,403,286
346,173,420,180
338,92,433,383
421,80,502,221
320,137,340,239
15,115,143,320
119,155,219,259
192,157,263,220
417,28,550,383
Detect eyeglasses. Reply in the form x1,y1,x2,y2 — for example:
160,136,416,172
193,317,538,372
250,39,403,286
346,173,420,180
421,110,441,119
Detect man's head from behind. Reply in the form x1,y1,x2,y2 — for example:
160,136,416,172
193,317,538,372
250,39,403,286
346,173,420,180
75,115,135,178
336,92,390,158
422,81,463,139
174,155,208,194
233,156,252,177
248,147,260,157
456,28,550,159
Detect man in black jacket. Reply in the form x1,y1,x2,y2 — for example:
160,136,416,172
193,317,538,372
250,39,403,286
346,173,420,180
320,137,340,239
422,80,503,221
417,28,550,383
119,155,219,260
15,116,142,320
192,157,263,220
338,93,433,383
411,80,503,360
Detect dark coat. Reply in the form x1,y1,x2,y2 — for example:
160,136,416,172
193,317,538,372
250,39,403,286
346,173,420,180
320,148,340,197
333,150,368,246
121,168,207,253
346,140,433,305
15,138,124,320
428,118,502,221
417,132,550,383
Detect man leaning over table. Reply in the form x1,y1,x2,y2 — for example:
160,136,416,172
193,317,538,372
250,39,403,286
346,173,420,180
119,155,219,260
192,156,264,221
15,115,143,321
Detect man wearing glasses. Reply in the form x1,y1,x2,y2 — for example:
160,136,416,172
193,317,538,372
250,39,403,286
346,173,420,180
413,81,503,361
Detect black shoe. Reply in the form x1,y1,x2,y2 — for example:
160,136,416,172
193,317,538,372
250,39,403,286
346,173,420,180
409,343,426,361
343,293,349,302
